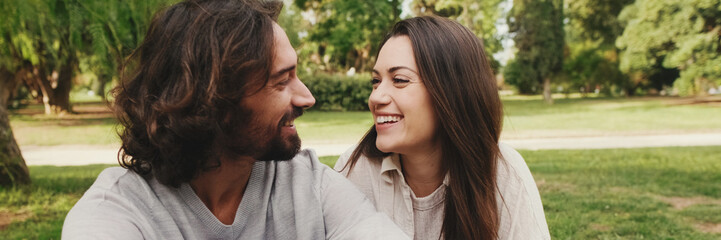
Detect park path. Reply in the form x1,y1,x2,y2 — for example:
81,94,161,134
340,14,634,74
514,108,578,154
21,132,721,166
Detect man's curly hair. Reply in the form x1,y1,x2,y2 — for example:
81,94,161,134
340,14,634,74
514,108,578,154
113,0,282,187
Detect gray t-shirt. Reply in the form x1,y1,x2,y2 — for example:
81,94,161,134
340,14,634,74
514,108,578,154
62,149,408,239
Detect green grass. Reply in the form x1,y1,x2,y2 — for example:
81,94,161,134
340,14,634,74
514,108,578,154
0,164,113,239
680,204,721,224
2,147,721,239
308,146,721,239
296,111,373,145
9,96,721,146
501,96,721,138
319,155,339,167
524,146,721,239
10,102,118,146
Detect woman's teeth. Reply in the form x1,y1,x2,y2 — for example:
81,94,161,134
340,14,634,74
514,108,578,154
376,116,402,124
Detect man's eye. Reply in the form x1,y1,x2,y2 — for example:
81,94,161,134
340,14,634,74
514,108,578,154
274,78,291,90
278,78,291,86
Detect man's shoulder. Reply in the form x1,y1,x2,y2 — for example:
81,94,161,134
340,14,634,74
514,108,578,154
277,148,326,171
90,167,139,189
62,167,156,239
65,166,154,213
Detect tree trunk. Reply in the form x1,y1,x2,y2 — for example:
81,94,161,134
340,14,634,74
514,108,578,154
543,77,554,104
34,59,75,115
95,73,109,101
51,59,75,114
0,68,31,187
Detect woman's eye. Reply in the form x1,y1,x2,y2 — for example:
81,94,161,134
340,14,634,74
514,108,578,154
392,78,411,87
371,78,381,86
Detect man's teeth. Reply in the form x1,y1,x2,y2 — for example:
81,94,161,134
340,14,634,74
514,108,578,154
375,116,402,124
283,120,293,126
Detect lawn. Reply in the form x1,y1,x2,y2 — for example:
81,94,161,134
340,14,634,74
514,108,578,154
501,95,721,138
9,96,721,146
2,146,720,239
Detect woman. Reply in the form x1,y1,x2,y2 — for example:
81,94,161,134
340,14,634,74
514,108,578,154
334,16,550,240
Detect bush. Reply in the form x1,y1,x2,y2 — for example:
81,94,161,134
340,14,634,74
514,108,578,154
301,72,372,111
503,59,539,94
562,48,630,96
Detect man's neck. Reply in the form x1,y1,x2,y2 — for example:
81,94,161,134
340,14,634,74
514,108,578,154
189,156,256,225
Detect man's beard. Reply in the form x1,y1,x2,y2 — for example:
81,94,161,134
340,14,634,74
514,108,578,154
255,127,301,161
232,107,304,161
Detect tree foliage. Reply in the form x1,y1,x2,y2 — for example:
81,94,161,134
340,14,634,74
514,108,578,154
0,0,175,112
507,0,564,103
562,46,629,96
616,0,721,96
412,0,505,58
561,0,635,96
294,0,402,73
0,0,174,186
0,0,82,114
74,0,177,99
566,0,635,45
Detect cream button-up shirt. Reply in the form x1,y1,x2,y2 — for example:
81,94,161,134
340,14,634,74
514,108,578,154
334,143,551,240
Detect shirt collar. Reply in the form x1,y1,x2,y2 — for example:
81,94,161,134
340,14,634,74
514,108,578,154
380,153,402,183
380,153,450,187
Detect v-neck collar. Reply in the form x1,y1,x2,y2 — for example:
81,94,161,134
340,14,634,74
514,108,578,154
178,163,265,236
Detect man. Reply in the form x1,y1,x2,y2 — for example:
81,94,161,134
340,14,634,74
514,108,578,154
62,0,408,239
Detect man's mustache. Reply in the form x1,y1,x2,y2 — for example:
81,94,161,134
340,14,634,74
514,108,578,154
279,107,304,126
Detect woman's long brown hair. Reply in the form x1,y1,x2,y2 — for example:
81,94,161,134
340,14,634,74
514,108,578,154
344,16,504,239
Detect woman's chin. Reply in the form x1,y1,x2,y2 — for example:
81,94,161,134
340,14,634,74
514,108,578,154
375,143,394,153
376,140,403,154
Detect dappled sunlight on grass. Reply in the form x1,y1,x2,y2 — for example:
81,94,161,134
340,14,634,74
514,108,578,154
524,146,721,239
0,164,113,239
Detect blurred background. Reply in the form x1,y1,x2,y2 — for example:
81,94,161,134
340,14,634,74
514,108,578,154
0,0,720,239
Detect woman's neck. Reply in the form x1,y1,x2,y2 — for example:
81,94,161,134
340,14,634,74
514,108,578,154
400,147,445,197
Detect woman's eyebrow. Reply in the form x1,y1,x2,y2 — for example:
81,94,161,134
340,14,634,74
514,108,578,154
372,66,419,75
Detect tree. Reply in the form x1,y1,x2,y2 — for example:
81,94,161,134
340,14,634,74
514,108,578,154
0,0,174,113
74,0,177,100
559,0,635,96
294,0,402,73
0,0,175,186
616,0,721,96
507,0,564,103
566,0,635,46
412,0,505,72
0,67,30,187
0,0,84,115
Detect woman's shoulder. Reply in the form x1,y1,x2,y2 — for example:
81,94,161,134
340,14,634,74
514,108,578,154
496,142,539,193
334,145,384,173
496,144,551,239
334,145,357,172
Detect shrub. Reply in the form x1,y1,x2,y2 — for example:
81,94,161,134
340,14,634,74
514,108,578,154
301,72,372,111
503,59,539,94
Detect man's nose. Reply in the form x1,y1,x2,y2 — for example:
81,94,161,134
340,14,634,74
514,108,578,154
292,79,315,109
